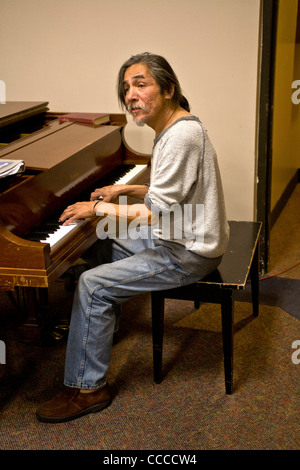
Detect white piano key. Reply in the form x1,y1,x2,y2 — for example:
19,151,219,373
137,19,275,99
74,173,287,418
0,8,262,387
40,221,85,247
43,164,147,250
114,164,147,184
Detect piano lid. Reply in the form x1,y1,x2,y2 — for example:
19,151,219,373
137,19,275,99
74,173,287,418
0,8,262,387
0,119,123,171
0,121,125,237
0,101,49,129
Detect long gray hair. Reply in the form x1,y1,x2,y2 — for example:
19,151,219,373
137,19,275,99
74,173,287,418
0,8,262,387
117,52,190,112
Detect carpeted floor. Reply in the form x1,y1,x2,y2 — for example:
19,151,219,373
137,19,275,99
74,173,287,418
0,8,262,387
0,186,299,451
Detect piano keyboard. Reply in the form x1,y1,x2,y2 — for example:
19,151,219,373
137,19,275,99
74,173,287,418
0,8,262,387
26,164,147,250
111,164,147,185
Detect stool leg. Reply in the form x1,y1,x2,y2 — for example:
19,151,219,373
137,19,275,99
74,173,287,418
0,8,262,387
250,244,259,317
221,289,233,394
151,293,165,384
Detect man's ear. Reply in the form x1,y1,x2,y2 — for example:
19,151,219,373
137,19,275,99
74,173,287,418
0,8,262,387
165,83,175,100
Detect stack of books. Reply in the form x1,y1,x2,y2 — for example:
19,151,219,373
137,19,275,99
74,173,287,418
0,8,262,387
58,113,110,127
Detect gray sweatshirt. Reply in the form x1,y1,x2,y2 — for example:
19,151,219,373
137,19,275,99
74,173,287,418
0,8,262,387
144,116,229,272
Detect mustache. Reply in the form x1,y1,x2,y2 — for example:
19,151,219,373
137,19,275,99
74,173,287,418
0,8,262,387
127,103,148,114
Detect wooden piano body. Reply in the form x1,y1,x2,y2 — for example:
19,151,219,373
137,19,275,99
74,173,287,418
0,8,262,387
0,102,150,341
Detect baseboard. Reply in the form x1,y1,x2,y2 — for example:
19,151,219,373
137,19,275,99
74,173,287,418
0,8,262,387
270,169,300,228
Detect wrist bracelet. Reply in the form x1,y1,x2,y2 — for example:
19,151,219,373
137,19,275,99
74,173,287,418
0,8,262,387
93,200,102,216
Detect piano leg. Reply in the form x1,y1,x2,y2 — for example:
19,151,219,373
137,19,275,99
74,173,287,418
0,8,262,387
18,287,56,343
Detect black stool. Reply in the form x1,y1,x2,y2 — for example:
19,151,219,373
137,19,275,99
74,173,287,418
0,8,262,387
151,221,262,394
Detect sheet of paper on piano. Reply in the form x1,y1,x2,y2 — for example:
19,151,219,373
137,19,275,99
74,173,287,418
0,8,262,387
0,159,25,177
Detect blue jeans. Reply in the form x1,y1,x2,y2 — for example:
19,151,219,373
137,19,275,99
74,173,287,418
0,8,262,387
64,226,220,389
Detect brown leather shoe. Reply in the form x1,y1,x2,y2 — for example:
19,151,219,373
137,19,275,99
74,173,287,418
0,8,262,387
36,384,112,423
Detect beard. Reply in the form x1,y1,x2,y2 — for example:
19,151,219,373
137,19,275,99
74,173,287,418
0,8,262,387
127,103,148,127
134,119,146,127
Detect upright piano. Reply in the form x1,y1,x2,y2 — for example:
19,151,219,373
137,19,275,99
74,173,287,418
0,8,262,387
0,102,150,341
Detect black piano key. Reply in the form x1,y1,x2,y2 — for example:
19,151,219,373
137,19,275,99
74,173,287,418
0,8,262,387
24,164,136,242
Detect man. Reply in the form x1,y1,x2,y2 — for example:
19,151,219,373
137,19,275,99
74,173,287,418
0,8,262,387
36,52,229,423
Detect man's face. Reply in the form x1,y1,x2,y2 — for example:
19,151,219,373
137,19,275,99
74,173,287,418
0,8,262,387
123,63,169,130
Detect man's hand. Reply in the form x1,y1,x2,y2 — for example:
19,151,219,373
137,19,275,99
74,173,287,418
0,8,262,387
59,201,96,225
90,185,125,203
90,184,149,203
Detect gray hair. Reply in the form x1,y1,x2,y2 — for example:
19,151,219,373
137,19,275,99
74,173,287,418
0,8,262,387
117,52,190,112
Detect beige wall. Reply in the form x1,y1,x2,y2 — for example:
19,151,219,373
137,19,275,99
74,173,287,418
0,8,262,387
271,0,300,211
0,0,261,220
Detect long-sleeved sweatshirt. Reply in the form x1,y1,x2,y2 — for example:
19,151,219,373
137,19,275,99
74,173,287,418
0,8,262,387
144,116,229,274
